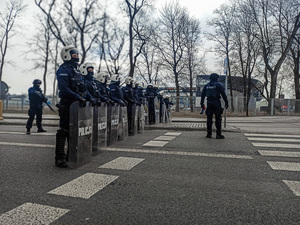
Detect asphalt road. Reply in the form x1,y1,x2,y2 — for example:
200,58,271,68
1,124,300,224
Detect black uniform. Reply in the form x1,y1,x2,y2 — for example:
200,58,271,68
145,85,157,125
122,83,136,135
200,73,228,139
85,73,106,105
26,80,47,133
110,80,126,106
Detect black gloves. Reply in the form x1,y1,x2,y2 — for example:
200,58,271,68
78,97,86,107
89,97,97,107
225,103,229,109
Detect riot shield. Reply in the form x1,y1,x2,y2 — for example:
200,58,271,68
107,105,119,145
118,106,128,140
68,101,93,168
160,102,166,123
165,107,172,123
137,105,145,133
144,102,149,125
92,105,107,156
154,97,160,125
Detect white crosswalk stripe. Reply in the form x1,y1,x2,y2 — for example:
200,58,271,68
246,133,300,197
48,173,119,199
99,157,144,170
0,203,69,225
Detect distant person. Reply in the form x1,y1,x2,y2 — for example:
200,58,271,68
26,79,47,134
200,73,228,139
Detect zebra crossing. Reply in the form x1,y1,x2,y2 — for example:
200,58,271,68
245,133,300,197
0,157,145,224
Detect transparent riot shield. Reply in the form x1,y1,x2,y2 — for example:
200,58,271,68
165,107,172,123
92,105,107,156
68,101,93,168
118,106,128,140
144,102,149,125
160,102,166,123
154,97,160,125
107,105,119,145
137,105,145,133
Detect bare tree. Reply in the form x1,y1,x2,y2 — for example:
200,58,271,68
123,0,154,78
183,17,202,112
206,3,237,111
231,0,260,116
248,0,300,113
0,0,26,83
35,0,103,64
154,1,189,112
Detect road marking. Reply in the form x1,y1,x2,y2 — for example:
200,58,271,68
252,142,300,149
0,131,55,136
48,173,118,199
245,133,300,138
105,147,253,159
247,137,300,143
258,150,300,158
267,161,300,171
142,140,169,147
0,141,54,148
164,132,182,136
0,203,69,225
283,180,300,196
99,157,144,170
154,136,176,141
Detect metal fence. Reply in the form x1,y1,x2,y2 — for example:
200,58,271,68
3,95,300,116
169,96,300,116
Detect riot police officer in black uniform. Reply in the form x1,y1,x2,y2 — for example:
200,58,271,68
133,81,142,106
145,83,157,125
80,62,105,105
95,73,114,105
122,77,136,135
55,46,95,168
200,73,229,139
26,79,47,134
109,74,126,106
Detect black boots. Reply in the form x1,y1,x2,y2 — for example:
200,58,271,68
26,128,30,135
55,129,68,168
206,132,225,139
216,133,225,139
37,128,47,132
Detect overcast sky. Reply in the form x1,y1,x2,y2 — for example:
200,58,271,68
1,0,228,95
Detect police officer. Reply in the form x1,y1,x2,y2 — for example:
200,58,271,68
145,83,156,125
122,77,136,135
200,73,229,139
55,46,95,168
80,62,105,105
95,73,114,105
109,74,126,106
163,94,173,122
26,79,47,134
133,81,142,106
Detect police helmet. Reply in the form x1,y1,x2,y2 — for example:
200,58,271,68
97,73,110,83
125,77,134,85
209,73,219,81
111,74,120,82
33,79,42,85
147,83,153,88
61,45,79,62
80,62,94,76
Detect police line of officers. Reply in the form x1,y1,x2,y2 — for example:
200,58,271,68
26,46,173,168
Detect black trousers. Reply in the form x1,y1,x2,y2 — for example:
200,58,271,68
26,104,43,129
206,102,223,134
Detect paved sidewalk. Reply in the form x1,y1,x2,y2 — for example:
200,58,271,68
1,112,300,134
